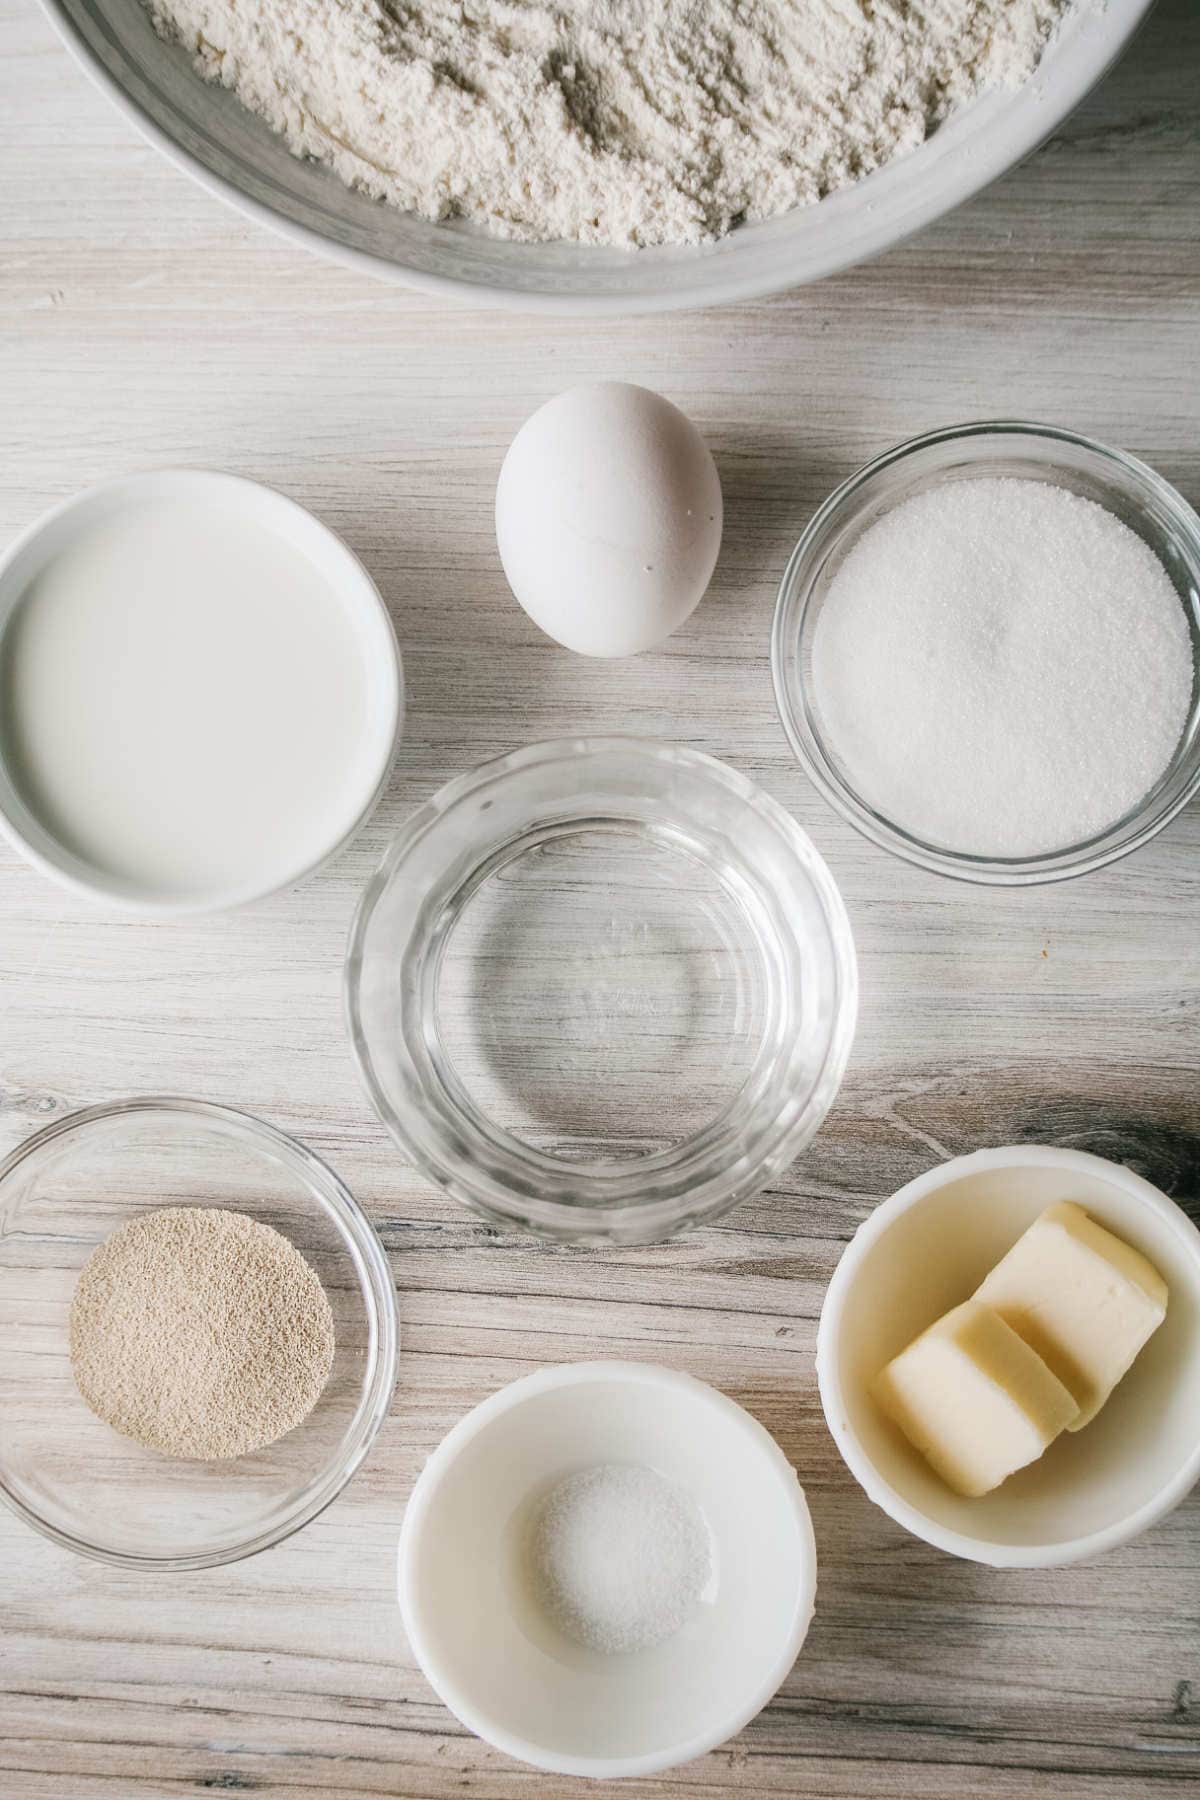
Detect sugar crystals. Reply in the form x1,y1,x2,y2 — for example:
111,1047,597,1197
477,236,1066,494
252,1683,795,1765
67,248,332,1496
811,477,1193,858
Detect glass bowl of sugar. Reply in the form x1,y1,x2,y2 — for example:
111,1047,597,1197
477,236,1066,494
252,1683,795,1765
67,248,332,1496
0,1097,399,1569
772,422,1200,885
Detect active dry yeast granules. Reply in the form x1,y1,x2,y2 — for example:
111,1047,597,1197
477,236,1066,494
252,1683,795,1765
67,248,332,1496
69,1206,335,1461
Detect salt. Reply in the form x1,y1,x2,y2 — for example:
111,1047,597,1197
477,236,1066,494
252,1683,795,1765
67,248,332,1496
530,1464,711,1655
810,478,1193,858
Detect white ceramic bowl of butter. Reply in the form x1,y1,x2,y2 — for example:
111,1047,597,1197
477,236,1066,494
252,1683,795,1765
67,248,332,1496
397,1361,817,1777
817,1146,1200,1567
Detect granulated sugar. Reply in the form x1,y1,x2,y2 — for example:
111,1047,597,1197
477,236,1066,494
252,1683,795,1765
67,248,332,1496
811,478,1193,858
70,1206,335,1461
531,1464,711,1653
147,0,1069,248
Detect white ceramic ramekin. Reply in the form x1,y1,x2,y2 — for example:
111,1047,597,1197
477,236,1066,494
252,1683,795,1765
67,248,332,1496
0,470,403,914
397,1361,817,1778
817,1146,1200,1567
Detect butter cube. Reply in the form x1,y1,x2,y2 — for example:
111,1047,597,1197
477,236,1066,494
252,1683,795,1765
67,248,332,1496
975,1202,1168,1429
872,1300,1079,1497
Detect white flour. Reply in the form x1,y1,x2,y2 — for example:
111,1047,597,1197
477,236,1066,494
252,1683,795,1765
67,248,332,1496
149,0,1069,247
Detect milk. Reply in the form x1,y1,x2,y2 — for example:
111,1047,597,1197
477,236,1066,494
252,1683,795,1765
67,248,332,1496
0,493,391,902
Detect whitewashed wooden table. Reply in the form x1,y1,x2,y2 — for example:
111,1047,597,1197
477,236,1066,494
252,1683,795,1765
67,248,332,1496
2,1,1199,1793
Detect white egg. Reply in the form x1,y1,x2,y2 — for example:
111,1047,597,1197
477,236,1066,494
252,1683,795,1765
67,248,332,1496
495,382,723,658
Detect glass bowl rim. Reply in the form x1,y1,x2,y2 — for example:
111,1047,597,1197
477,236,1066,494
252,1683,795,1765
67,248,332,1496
0,1094,400,1570
345,736,858,1243
771,419,1200,888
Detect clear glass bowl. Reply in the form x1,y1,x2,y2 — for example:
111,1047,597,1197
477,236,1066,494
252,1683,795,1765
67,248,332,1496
0,1098,398,1568
346,740,857,1244
772,422,1200,886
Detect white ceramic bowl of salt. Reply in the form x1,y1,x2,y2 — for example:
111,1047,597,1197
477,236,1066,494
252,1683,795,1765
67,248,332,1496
40,0,1153,313
397,1361,817,1777
817,1146,1200,1568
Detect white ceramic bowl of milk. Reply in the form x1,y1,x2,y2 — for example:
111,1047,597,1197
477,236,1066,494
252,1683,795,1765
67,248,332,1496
0,471,402,912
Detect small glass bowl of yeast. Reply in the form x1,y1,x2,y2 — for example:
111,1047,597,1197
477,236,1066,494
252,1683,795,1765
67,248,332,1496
346,739,857,1245
0,1097,398,1568
772,423,1200,886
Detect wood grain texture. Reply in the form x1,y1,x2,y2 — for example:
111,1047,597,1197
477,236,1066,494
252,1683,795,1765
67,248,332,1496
1,0,1199,1792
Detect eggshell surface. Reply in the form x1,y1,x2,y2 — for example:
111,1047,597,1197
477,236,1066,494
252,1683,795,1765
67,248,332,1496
495,382,723,658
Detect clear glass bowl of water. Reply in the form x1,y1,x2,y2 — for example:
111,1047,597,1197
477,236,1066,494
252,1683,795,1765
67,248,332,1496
772,422,1200,886
346,739,857,1244
0,1097,398,1568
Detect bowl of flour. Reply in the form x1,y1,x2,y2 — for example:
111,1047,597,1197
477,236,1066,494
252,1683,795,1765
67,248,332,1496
37,0,1152,310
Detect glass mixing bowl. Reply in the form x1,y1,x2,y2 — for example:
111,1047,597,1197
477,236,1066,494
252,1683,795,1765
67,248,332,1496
772,422,1200,886
346,739,857,1245
0,1097,398,1568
